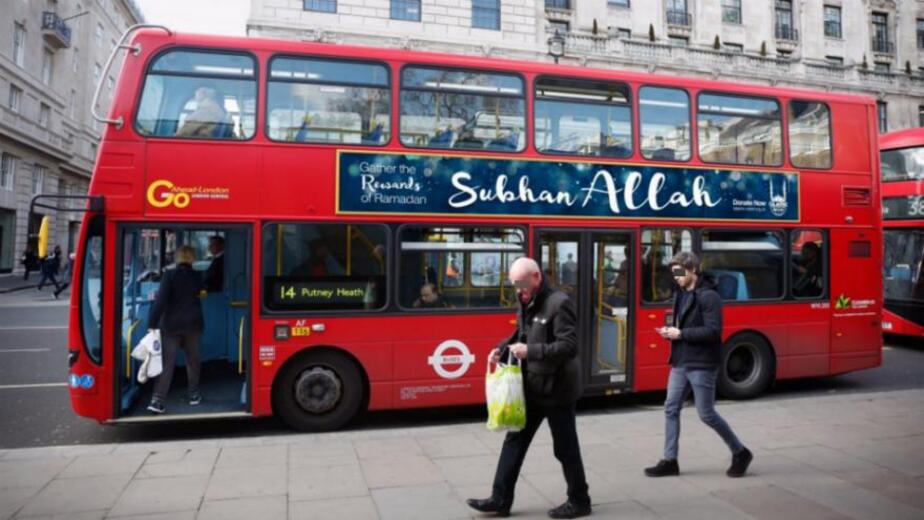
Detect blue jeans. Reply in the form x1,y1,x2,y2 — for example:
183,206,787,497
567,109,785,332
663,367,744,460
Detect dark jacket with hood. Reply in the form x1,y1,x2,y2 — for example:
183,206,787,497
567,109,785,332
498,277,580,407
148,264,205,335
669,272,723,370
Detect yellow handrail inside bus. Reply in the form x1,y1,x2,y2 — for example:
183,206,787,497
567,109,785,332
125,319,140,378
275,224,283,275
238,316,245,375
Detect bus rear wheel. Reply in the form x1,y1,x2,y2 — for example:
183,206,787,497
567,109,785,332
273,350,364,432
717,333,774,400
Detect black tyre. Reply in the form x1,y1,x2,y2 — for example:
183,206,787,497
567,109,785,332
272,350,364,431
717,332,774,399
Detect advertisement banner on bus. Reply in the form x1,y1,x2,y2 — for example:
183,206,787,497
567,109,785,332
336,151,800,222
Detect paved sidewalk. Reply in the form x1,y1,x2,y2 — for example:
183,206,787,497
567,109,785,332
1,389,923,520
0,275,36,294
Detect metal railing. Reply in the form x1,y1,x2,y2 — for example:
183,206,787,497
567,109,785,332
872,37,894,54
41,11,72,48
775,24,798,41
666,10,692,27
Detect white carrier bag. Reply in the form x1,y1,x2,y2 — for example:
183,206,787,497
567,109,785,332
132,329,163,383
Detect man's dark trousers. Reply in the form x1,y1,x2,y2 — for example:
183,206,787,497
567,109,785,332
492,402,590,507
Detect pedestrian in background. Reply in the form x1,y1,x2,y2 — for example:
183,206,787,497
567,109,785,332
467,257,591,519
20,247,38,281
646,251,753,478
36,246,64,299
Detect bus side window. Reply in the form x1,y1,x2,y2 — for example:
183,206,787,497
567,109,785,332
697,93,782,166
266,57,391,145
700,230,784,301
135,50,257,140
789,101,832,169
641,228,692,304
400,67,525,152
535,76,632,158
791,230,825,299
640,86,691,161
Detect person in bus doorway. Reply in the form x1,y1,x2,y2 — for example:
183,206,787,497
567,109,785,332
146,245,205,414
646,251,753,478
204,235,225,293
467,257,591,519
176,86,227,138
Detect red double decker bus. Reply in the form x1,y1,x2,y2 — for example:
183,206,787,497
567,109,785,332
881,128,924,338
61,27,882,430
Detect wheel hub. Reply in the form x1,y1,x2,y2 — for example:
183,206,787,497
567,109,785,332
294,366,342,414
726,343,761,387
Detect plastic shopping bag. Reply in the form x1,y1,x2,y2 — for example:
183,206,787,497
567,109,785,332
485,353,526,432
134,329,163,383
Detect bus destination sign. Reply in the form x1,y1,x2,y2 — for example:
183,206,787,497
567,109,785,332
266,278,371,310
882,195,924,220
336,151,800,222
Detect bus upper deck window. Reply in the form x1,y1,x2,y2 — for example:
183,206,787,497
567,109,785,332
400,66,525,152
135,50,257,140
534,76,632,158
267,57,391,145
640,86,690,161
789,101,832,169
697,93,782,166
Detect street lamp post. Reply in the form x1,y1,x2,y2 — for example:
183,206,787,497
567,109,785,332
547,29,565,64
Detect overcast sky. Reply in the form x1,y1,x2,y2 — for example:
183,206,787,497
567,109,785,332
135,0,249,36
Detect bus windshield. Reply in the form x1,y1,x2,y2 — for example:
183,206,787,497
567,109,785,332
882,146,924,182
884,230,924,303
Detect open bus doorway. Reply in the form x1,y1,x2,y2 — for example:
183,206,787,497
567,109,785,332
115,224,251,419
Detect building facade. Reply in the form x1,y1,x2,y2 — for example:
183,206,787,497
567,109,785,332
0,0,143,273
247,0,924,133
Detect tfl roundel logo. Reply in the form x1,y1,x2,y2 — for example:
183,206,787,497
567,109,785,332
427,340,475,380
146,180,190,209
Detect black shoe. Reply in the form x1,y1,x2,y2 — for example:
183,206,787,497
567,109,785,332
644,459,679,477
466,497,511,517
727,447,753,478
189,393,201,406
548,501,592,519
146,400,165,414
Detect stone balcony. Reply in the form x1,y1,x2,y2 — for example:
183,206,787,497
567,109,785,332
41,11,72,50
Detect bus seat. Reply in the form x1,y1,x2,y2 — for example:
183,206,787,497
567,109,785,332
212,120,234,139
428,129,454,147
361,123,384,145
486,132,519,151
890,265,911,280
651,148,676,161
709,269,749,301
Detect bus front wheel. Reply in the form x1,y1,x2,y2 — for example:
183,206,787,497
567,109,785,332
273,350,364,431
717,333,774,400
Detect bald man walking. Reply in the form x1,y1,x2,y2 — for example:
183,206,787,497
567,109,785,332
467,257,591,519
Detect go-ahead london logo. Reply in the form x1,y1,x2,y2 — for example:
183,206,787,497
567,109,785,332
146,179,231,209
427,340,476,379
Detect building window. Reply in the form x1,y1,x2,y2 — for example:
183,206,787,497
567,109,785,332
107,76,114,92
919,105,924,127
32,166,45,195
93,63,101,83
667,0,690,25
42,48,54,85
90,142,98,159
72,48,80,73
668,36,689,46
546,0,570,9
472,0,500,30
39,103,51,128
609,0,629,7
872,12,890,52
775,0,794,39
725,42,744,53
825,55,843,66
8,85,22,113
874,62,890,73
877,101,888,133
722,0,742,24
1,153,16,190
616,28,631,39
95,23,104,47
13,22,26,67
70,89,77,118
918,19,924,49
824,6,841,38
391,0,421,21
303,0,336,12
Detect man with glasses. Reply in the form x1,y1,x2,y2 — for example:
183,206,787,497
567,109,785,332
645,251,753,478
467,257,591,519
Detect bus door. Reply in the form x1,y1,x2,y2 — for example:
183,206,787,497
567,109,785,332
537,229,633,394
115,224,251,419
